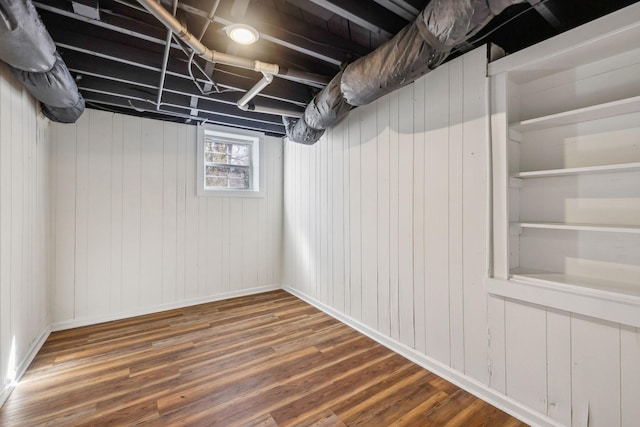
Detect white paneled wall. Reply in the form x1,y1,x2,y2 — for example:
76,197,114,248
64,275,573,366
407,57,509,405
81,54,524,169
50,110,282,328
282,46,640,426
0,64,51,404
284,46,491,387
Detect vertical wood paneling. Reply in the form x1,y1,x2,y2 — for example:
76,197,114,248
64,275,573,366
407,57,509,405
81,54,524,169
309,141,317,298
572,316,621,427
242,199,259,289
0,65,51,394
376,96,391,336
206,198,222,294
325,128,333,306
273,140,283,283
162,123,178,303
0,66,11,389
110,115,124,313
448,57,465,373
621,326,640,427
461,50,489,383
397,84,414,348
49,111,282,326
121,116,142,310
342,120,351,315
300,144,310,295
487,295,506,393
184,127,199,299
319,131,328,304
87,111,112,316
360,103,378,329
388,91,400,342
228,198,243,291
53,123,76,321
11,82,23,352
413,77,426,353
546,308,572,425
505,301,547,414
139,120,164,306
348,110,362,320
424,65,451,365
258,161,269,286
175,126,187,301
74,115,89,319
331,122,345,313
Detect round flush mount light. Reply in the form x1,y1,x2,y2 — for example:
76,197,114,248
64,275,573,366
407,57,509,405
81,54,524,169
225,24,260,45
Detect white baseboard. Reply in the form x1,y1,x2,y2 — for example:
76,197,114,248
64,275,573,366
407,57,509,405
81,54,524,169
283,286,563,427
51,284,282,331
0,325,51,408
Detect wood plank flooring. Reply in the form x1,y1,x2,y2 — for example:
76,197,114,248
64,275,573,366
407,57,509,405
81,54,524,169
0,290,528,426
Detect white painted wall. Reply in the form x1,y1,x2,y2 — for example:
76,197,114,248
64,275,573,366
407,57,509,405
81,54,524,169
282,46,640,426
0,64,52,404
49,110,282,328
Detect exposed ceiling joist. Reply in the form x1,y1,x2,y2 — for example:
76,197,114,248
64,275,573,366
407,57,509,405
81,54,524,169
35,2,336,85
50,28,313,105
527,0,563,30
304,0,408,39
63,51,303,115
84,92,286,134
78,75,286,126
34,1,175,48
114,0,363,67
371,0,419,21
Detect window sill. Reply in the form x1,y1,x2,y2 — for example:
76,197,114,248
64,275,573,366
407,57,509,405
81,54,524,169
196,188,265,198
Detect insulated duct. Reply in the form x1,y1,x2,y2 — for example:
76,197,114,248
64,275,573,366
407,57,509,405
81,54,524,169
286,0,524,144
0,0,84,123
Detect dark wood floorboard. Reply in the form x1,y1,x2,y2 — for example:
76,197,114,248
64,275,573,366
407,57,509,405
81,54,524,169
0,290,528,426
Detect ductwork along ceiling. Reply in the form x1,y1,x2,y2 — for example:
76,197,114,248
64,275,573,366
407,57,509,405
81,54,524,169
1,0,638,138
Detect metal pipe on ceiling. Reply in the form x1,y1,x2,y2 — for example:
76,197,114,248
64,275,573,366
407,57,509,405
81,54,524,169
136,0,329,87
156,0,178,110
237,73,274,109
241,104,303,118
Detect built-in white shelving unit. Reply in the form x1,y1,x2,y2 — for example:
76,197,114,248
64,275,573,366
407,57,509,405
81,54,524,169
488,10,640,327
514,222,640,234
510,95,640,131
512,162,640,178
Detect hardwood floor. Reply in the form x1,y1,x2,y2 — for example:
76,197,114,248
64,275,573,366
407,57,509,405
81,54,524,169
0,290,527,426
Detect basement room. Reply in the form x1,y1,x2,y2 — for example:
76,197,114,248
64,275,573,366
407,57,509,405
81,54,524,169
1,0,639,425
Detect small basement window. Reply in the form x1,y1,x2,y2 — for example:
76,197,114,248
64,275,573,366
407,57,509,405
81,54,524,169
197,125,264,197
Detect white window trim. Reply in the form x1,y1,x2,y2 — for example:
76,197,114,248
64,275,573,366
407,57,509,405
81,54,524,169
196,124,266,198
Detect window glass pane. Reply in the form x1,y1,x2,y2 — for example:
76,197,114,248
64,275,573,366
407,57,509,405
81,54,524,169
213,153,228,164
229,177,249,189
206,176,228,187
202,131,256,192
206,166,229,177
228,167,248,178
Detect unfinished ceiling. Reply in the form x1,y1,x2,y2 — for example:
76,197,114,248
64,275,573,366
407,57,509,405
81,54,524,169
34,0,639,136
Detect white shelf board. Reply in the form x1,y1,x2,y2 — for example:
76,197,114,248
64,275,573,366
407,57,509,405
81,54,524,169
487,274,640,328
511,273,640,299
512,162,640,178
510,95,640,131
515,222,640,234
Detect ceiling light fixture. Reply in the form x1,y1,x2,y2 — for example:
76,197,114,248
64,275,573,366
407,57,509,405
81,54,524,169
225,24,259,45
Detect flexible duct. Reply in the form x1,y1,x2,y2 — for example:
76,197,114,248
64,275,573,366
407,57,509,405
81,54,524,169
0,0,84,123
286,0,524,144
